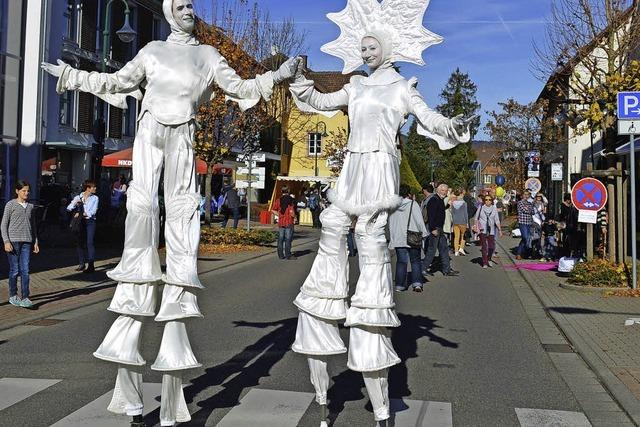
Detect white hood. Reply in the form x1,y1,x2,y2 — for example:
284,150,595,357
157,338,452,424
163,0,199,46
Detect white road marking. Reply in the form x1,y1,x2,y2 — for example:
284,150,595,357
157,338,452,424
51,383,162,427
216,388,314,427
0,378,61,411
516,408,592,426
391,399,453,427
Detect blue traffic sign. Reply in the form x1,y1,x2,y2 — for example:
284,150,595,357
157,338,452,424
618,92,640,119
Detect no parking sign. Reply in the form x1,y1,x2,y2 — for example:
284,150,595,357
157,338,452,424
571,178,608,224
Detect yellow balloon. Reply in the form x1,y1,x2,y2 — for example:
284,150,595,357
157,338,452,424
496,187,506,198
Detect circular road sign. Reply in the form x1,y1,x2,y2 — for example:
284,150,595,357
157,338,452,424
571,178,608,211
525,178,542,194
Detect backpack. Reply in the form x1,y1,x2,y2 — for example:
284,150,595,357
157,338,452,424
308,194,319,210
421,194,434,226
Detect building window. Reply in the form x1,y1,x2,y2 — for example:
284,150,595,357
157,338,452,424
64,0,77,41
483,174,493,185
59,91,74,126
308,132,322,156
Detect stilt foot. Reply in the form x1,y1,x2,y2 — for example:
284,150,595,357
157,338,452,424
130,415,145,427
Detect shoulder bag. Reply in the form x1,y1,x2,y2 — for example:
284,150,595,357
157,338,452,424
406,201,423,249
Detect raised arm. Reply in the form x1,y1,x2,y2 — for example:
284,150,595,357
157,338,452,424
42,52,146,109
214,51,299,111
409,84,471,150
289,78,349,113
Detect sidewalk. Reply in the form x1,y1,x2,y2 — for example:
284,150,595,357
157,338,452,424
0,224,320,332
498,236,640,425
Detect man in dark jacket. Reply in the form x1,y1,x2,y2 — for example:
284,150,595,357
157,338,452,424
221,183,242,228
422,184,458,277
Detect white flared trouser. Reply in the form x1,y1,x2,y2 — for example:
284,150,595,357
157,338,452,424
292,205,400,421
94,114,203,426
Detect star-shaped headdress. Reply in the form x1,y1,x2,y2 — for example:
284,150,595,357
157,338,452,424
321,0,443,74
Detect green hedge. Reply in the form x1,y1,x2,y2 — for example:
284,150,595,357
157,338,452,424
201,227,276,246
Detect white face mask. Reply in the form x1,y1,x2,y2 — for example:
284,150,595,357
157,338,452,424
361,36,385,70
172,0,195,34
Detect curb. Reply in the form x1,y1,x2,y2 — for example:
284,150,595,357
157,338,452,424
558,282,628,295
0,234,320,333
497,239,640,426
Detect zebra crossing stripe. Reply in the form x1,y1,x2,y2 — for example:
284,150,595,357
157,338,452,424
391,399,453,427
51,383,162,427
516,408,592,427
0,378,61,411
216,389,314,427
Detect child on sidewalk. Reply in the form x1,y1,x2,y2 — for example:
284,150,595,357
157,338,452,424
1,180,40,308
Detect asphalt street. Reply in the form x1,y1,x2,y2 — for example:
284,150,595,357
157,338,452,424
0,238,592,426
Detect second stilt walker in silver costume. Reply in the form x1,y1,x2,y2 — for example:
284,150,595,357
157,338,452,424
289,0,474,424
41,1,299,425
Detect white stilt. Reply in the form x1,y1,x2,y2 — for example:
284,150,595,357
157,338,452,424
107,365,144,416
308,356,329,405
363,369,390,422
159,372,191,426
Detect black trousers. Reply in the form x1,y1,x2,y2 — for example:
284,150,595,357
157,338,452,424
422,229,451,274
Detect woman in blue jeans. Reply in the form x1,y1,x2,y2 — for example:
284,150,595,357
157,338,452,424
1,180,40,308
67,180,99,273
388,185,428,292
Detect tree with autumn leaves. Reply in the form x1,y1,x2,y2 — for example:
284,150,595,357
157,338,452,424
534,0,640,158
191,1,306,224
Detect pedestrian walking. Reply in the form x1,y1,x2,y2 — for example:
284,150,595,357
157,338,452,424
389,185,428,292
67,180,99,273
220,182,241,229
516,190,534,260
308,188,322,228
473,194,502,268
422,184,459,277
2,180,40,308
347,217,358,257
271,186,296,259
451,189,469,256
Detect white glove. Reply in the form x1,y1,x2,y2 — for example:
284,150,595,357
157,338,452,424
41,59,69,78
273,56,301,84
451,114,478,134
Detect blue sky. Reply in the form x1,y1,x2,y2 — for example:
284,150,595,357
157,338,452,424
196,0,551,140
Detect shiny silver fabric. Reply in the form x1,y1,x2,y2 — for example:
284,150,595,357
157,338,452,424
94,315,145,366
292,311,346,356
108,366,144,416
290,64,469,424
152,321,202,371
159,373,190,426
308,357,330,405
363,369,390,421
53,1,280,422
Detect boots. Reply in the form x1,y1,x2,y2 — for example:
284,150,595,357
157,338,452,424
84,261,95,273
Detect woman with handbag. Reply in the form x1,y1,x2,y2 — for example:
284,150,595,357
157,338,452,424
67,180,99,272
473,195,502,268
389,185,428,292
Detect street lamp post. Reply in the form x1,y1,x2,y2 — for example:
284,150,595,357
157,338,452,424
94,0,136,181
101,0,137,73
314,121,328,177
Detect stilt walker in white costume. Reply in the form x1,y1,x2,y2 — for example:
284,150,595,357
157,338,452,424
41,1,299,426
289,1,475,425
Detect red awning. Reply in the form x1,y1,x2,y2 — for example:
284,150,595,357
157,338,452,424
101,148,209,175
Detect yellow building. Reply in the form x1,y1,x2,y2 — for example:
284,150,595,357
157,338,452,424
273,68,365,204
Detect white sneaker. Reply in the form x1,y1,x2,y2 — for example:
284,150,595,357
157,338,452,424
454,252,459,256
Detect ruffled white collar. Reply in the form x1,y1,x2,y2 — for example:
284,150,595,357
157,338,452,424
360,66,404,86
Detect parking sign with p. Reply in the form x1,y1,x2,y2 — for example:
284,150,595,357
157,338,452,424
617,92,640,119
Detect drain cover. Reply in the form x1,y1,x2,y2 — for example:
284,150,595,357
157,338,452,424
26,318,65,327
542,344,574,353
